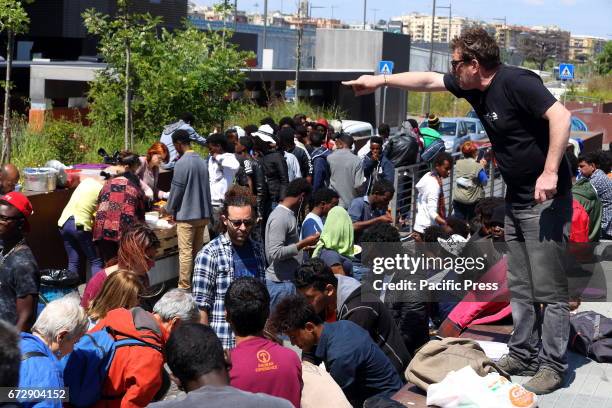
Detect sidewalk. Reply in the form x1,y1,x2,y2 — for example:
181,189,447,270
512,301,612,408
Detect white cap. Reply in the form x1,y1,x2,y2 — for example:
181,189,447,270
232,126,246,138
437,234,468,258
252,124,276,144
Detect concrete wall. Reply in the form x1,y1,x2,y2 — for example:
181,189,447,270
189,18,316,70
315,29,411,128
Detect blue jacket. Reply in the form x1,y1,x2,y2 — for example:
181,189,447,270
362,153,395,194
19,333,63,408
311,146,331,192
160,120,207,169
315,320,403,406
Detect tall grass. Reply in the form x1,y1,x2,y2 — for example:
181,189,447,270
7,100,343,168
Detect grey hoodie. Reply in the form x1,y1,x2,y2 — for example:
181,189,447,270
160,120,207,168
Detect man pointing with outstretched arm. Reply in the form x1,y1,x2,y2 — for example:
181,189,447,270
344,28,573,395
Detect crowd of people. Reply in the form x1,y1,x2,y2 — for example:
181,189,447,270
0,26,611,408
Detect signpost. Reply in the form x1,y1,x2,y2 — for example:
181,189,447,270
378,61,394,123
559,63,574,105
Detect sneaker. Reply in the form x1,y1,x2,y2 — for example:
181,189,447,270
497,355,538,376
523,367,564,395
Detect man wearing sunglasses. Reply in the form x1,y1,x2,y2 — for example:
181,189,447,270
344,27,573,395
192,186,267,349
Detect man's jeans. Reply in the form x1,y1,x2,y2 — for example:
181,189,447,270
505,195,572,374
59,216,104,278
266,279,297,313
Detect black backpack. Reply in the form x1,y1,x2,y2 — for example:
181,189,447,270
569,311,612,363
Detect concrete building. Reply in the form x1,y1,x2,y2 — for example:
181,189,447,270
391,13,473,43
569,35,608,62
188,17,316,70
16,0,188,60
315,29,411,127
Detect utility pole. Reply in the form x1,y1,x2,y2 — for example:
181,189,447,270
370,8,380,26
424,0,437,115
330,5,338,19
234,0,238,29
295,3,303,105
436,3,451,68
363,0,367,30
263,0,268,49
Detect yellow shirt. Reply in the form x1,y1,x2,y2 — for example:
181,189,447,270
58,178,104,231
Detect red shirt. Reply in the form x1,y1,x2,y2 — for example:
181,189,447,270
81,269,108,308
229,337,302,408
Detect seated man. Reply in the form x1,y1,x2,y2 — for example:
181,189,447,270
226,278,302,408
294,259,411,376
149,324,292,408
301,188,339,239
272,295,403,407
348,180,394,243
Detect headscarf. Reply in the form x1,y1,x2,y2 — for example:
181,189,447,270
312,206,354,258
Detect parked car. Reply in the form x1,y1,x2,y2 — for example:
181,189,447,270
463,118,488,141
420,117,471,152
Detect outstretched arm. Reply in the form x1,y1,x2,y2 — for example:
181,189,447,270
342,72,447,96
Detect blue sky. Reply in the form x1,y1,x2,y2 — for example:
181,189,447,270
194,0,611,38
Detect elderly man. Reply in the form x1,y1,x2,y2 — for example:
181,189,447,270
344,27,573,394
0,164,20,194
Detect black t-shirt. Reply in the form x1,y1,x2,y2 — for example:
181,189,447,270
444,65,571,205
0,245,40,325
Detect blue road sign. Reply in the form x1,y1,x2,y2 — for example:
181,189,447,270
559,63,574,80
378,60,394,75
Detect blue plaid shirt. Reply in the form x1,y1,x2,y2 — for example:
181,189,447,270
192,233,267,349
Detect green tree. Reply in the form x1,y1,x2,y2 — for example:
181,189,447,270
85,11,253,140
83,1,161,150
0,0,30,163
595,41,612,75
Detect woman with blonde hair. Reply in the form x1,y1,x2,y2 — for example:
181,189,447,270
86,270,145,328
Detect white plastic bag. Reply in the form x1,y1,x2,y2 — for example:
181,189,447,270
427,365,537,408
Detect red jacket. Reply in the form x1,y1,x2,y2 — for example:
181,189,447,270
91,308,167,408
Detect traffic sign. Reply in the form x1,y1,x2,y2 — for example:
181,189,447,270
378,60,394,75
559,63,574,80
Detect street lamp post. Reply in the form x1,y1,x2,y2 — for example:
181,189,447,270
363,0,367,30
424,0,437,115
263,0,268,49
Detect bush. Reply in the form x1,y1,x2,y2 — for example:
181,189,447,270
10,100,341,168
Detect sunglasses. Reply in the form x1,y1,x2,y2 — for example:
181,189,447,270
227,218,255,228
0,214,23,223
450,58,470,72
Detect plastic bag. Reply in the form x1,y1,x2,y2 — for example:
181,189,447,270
40,268,80,288
427,366,537,408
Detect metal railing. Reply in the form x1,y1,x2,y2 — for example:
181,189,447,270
390,149,506,230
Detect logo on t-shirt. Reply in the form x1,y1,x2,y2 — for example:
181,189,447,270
484,111,499,122
255,349,278,372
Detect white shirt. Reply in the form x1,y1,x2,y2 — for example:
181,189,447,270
414,172,442,234
284,151,302,181
208,153,240,206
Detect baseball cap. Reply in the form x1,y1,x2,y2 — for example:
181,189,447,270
315,118,329,130
0,192,33,231
232,126,246,138
252,124,276,144
0,192,33,219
